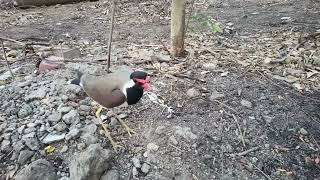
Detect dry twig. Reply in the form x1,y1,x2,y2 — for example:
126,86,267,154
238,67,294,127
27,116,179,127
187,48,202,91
229,146,260,157
1,39,14,79
107,0,116,72
232,114,246,147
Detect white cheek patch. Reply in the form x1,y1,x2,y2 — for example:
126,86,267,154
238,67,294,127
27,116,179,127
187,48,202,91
121,79,135,97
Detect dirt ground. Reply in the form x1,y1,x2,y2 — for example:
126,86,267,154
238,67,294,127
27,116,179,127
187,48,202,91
0,0,320,180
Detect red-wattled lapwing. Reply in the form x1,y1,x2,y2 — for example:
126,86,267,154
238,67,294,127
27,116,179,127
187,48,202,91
69,68,151,150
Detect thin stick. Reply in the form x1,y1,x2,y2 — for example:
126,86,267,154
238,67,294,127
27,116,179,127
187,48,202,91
0,39,14,79
0,37,24,45
232,114,246,147
107,0,116,72
168,143,185,152
214,100,238,115
59,43,65,61
229,146,260,157
251,161,273,180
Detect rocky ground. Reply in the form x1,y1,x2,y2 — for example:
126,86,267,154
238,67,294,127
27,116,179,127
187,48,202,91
0,0,320,180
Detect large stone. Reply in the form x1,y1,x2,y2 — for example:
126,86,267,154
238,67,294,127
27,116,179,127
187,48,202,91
69,144,113,180
15,159,58,180
42,133,65,144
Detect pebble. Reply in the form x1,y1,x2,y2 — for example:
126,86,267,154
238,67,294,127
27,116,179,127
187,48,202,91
63,110,80,125
18,104,33,118
147,143,159,151
186,88,200,98
81,124,97,135
54,122,67,132
59,106,72,114
263,115,273,124
81,133,98,145
132,167,139,176
1,140,11,152
77,143,86,150
132,157,141,168
299,128,308,135
79,105,91,112
42,133,66,144
60,145,68,153
141,163,150,174
18,125,25,134
169,136,178,145
240,99,253,108
18,150,34,164
209,90,225,100
48,111,62,122
155,126,166,135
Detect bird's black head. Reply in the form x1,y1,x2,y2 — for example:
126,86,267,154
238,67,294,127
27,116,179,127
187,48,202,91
130,71,148,80
126,71,151,105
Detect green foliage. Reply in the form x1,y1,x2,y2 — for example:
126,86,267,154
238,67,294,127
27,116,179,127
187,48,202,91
191,13,222,33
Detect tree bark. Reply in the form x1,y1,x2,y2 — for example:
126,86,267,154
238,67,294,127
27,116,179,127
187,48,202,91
171,0,186,57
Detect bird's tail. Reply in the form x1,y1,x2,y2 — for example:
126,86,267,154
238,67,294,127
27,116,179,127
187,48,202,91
68,70,83,86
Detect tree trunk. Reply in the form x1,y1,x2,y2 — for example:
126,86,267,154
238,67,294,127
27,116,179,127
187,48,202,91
171,0,186,57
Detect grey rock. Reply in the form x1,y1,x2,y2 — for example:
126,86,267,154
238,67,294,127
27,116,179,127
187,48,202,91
48,112,62,122
42,133,65,144
22,132,36,139
79,105,91,112
240,99,253,108
209,90,225,100
299,128,308,135
169,136,178,145
18,150,34,164
147,143,159,151
202,62,218,70
132,167,138,177
132,157,141,168
65,128,80,141
174,126,198,140
141,163,150,174
81,133,98,145
77,143,86,150
100,169,120,180
18,104,33,118
0,122,7,133
60,145,69,153
18,125,26,134
24,138,40,151
58,106,72,114
54,122,67,132
186,88,200,98
63,48,82,59
81,124,97,135
69,144,113,180
15,159,58,180
1,140,11,152
13,141,25,153
25,87,47,101
263,115,273,124
24,127,36,134
63,110,80,125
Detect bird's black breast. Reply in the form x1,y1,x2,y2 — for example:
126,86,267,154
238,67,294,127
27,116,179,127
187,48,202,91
126,85,144,105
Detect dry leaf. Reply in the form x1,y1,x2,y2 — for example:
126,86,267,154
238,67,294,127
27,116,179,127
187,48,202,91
45,145,56,153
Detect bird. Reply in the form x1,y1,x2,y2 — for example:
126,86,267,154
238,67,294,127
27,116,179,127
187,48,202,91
69,68,151,150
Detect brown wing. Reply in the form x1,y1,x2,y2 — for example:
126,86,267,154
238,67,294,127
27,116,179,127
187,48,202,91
80,70,132,108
